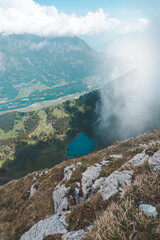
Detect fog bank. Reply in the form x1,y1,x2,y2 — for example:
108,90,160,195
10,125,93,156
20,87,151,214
96,22,160,145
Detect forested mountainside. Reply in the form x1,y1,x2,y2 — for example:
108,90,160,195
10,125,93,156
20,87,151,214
0,90,100,185
0,34,106,112
0,129,160,240
0,71,160,186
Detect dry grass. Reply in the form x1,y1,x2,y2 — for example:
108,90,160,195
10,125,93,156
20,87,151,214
84,166,160,240
84,199,160,240
66,194,109,231
125,172,160,206
43,234,63,240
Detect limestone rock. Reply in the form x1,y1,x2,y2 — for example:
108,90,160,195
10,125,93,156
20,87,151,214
127,152,149,167
92,170,133,200
39,172,43,177
62,229,85,240
20,212,68,240
53,184,70,214
92,177,105,194
148,150,160,172
101,159,110,166
82,164,102,199
139,143,148,148
64,164,76,181
110,154,123,159
139,204,158,219
74,188,83,204
33,176,37,181
30,184,37,198
76,162,82,166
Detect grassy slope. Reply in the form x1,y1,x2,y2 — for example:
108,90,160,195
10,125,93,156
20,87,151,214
0,130,160,240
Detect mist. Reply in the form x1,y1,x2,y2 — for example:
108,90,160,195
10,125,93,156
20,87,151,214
95,20,160,145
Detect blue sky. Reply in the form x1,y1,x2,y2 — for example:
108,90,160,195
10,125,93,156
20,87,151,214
34,0,158,18
34,0,156,9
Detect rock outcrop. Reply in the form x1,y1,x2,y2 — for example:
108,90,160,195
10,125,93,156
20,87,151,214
53,184,70,214
20,212,69,240
82,164,102,200
148,150,160,172
29,184,37,198
64,164,76,181
92,170,133,200
64,162,82,182
127,151,149,167
110,154,123,159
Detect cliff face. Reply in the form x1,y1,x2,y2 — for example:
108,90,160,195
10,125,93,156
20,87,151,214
0,129,160,240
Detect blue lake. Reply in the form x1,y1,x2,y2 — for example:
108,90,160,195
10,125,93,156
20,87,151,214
67,134,95,157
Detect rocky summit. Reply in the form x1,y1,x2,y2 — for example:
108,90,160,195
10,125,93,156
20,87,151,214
0,129,160,240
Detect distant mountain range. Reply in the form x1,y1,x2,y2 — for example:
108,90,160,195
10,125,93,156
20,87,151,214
0,34,106,112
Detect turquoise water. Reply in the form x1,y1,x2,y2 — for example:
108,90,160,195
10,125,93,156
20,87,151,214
67,134,95,157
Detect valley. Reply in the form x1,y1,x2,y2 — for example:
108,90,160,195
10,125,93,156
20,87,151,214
0,75,159,186
0,34,106,112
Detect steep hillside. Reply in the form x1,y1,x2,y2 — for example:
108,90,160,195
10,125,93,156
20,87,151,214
0,129,160,240
0,90,100,185
0,34,106,112
0,70,160,186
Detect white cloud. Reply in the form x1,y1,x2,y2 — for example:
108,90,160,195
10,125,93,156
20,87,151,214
0,0,149,36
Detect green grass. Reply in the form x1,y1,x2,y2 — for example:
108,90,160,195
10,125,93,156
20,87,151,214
29,110,54,138
15,81,51,100
0,128,20,139
0,160,5,168
0,145,15,167
52,108,68,118
0,113,28,139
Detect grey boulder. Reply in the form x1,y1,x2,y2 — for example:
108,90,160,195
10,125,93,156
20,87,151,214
139,204,158,219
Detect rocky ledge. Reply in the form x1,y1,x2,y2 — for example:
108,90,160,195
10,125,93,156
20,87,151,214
20,138,160,240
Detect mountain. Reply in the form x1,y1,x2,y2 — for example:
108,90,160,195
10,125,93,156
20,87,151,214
0,71,160,186
0,89,100,185
0,34,106,112
0,129,160,240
